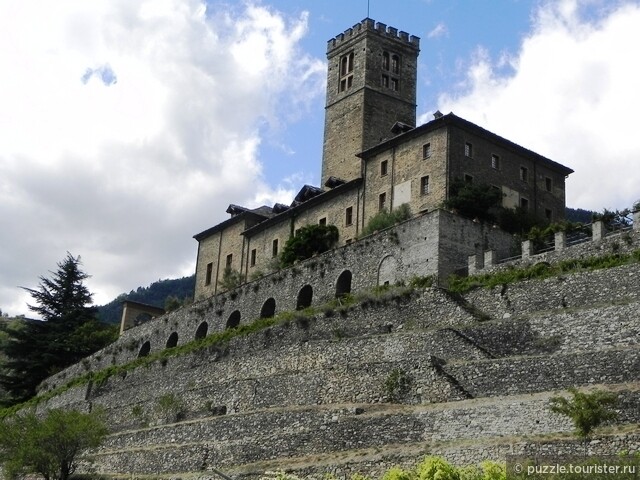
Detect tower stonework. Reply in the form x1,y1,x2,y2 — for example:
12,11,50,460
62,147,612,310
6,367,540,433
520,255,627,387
321,19,420,186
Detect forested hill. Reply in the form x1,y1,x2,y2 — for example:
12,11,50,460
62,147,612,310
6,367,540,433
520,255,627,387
97,275,195,324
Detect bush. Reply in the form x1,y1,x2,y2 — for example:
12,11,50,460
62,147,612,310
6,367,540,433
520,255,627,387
0,408,108,480
361,203,412,237
220,267,243,291
280,224,339,267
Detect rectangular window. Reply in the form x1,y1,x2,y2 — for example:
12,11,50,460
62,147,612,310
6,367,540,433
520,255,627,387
545,208,553,221
423,143,431,159
520,197,529,210
205,263,213,286
491,154,500,170
379,192,387,211
545,177,552,192
345,238,353,244
520,166,529,182
272,239,278,257
250,249,256,267
225,254,233,269
382,52,390,71
464,174,473,184
381,75,389,88
319,217,327,226
465,142,473,158
380,159,388,176
391,78,399,91
345,206,353,226
420,175,430,195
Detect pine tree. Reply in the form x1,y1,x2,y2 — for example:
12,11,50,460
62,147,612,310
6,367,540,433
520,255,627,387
0,253,116,404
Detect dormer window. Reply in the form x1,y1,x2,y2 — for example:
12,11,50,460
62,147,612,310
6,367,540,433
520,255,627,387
339,52,354,92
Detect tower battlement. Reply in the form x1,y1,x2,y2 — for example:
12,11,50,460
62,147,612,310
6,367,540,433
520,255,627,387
327,18,420,53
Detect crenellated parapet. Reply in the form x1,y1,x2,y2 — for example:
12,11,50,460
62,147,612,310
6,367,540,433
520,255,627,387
327,18,420,53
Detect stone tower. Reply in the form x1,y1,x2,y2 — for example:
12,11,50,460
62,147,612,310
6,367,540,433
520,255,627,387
321,19,420,186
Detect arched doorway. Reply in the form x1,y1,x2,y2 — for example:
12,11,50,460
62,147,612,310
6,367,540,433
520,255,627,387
378,255,399,286
260,298,276,318
166,332,178,349
138,341,151,358
195,322,208,340
296,285,313,310
335,270,352,298
226,310,241,329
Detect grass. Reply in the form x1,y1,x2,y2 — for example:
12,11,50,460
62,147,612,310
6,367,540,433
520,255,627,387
448,249,640,293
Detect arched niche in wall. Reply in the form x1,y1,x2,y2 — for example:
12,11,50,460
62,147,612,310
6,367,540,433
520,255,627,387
296,285,313,310
377,254,399,286
335,270,352,298
195,321,208,340
260,298,276,318
138,341,151,358
166,331,178,349
226,310,241,329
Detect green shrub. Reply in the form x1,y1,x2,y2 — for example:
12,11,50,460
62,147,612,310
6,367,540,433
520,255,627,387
0,409,108,480
416,456,460,480
220,268,243,291
384,368,413,403
361,204,412,237
280,224,339,268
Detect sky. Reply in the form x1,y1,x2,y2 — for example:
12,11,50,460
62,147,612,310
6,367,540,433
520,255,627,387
1,0,639,317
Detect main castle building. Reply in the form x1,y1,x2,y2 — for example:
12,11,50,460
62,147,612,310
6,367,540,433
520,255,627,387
193,18,573,299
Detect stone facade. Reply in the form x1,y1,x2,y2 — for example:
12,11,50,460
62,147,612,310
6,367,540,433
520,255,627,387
192,17,573,299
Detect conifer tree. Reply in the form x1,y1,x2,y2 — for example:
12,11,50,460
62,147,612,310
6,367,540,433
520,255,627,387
0,253,116,404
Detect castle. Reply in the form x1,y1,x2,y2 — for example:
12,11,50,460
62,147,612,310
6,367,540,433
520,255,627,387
193,18,573,300
21,17,640,480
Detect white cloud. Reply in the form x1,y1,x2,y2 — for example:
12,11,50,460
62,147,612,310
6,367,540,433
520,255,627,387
427,22,448,39
436,0,640,211
0,1,324,316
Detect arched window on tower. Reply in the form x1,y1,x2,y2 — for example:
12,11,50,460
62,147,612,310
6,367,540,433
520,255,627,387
382,51,390,71
339,52,354,92
391,54,400,74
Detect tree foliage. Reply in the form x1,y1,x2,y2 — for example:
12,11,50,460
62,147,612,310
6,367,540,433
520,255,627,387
444,179,503,224
549,387,617,440
360,203,412,238
0,408,108,480
0,254,117,404
280,224,339,268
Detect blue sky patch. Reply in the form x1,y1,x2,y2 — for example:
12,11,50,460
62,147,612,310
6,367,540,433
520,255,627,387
81,64,117,86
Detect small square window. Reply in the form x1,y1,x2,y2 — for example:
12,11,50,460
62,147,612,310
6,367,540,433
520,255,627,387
205,262,213,286
379,192,387,211
520,197,529,210
520,166,529,182
380,160,388,176
465,142,473,158
272,239,279,257
319,217,327,226
464,174,473,184
420,176,430,196
250,249,256,267
545,177,552,192
491,154,500,170
345,238,353,244
423,143,431,159
345,206,353,226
